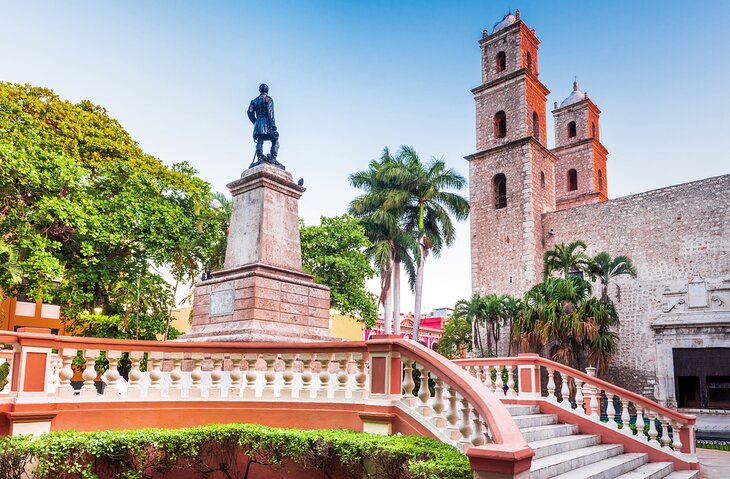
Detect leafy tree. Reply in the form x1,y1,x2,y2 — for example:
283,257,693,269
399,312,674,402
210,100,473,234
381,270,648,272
453,294,486,356
588,251,637,302
0,82,215,335
300,215,378,327
437,316,473,359
543,240,590,279
377,146,469,340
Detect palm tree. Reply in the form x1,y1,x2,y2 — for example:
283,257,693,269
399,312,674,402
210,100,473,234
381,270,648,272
349,151,417,334
543,240,591,279
379,146,469,340
453,294,486,356
481,294,505,357
499,294,522,356
588,251,637,302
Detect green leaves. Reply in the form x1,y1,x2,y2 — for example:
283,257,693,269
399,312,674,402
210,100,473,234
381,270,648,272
300,215,378,327
6,423,471,479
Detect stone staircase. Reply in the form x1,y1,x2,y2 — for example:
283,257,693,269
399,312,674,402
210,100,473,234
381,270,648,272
506,404,699,479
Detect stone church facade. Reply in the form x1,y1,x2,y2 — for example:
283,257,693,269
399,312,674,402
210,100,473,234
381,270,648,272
468,12,730,410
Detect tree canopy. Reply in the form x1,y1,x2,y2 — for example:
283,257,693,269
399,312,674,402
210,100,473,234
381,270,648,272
300,215,378,327
0,82,222,332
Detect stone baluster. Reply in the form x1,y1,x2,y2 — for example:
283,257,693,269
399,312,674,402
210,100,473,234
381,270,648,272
188,353,204,399
458,396,473,449
546,368,556,403
208,354,223,398
58,348,77,399
47,357,59,392
647,411,659,446
316,354,332,400
243,355,258,399
445,386,460,441
506,365,516,397
471,407,485,446
574,378,584,411
416,365,432,417
635,408,646,441
103,350,123,398
300,354,313,399
494,366,504,395
168,353,184,399
585,365,597,415
559,373,570,406
279,354,295,400
228,354,243,399
353,354,367,401
125,351,143,399
672,421,684,452
469,365,477,378
334,353,349,399
486,366,495,392
606,393,617,428
401,358,416,407
621,399,631,435
147,352,163,399
659,416,671,449
259,354,275,399
80,349,100,399
431,377,446,428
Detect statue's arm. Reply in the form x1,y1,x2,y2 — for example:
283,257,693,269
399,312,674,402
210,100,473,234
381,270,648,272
267,98,276,130
247,101,256,124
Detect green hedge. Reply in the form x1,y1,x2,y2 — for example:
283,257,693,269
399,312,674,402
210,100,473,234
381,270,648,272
0,361,9,392
0,423,471,479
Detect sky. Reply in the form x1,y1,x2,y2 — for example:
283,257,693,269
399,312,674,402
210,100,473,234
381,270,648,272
2,1,729,315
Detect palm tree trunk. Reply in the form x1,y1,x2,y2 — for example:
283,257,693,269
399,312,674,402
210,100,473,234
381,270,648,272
393,260,401,335
164,277,180,341
411,240,426,342
381,264,393,335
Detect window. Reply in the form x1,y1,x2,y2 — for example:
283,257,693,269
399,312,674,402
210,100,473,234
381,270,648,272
526,52,532,71
493,173,507,209
496,51,506,73
568,121,577,138
591,122,596,138
598,170,603,191
532,111,539,139
540,171,545,187
567,169,578,191
494,111,507,138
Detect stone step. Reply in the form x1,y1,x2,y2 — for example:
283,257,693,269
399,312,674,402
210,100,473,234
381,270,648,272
664,472,699,479
549,453,648,479
531,444,624,479
612,462,674,479
513,413,558,428
506,404,540,416
521,423,579,442
529,434,602,459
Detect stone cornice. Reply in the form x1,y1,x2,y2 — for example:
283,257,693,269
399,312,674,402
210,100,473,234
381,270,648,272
465,136,558,162
227,163,305,199
550,138,609,156
472,68,549,96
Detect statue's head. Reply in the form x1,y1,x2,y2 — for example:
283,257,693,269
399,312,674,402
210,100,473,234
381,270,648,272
259,83,269,94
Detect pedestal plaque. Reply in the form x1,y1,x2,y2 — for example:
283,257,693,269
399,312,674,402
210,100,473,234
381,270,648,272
184,163,337,342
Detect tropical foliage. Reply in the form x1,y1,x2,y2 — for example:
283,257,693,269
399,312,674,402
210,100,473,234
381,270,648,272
437,315,473,358
452,293,521,357
0,82,230,337
300,215,378,327
543,240,590,279
349,146,469,338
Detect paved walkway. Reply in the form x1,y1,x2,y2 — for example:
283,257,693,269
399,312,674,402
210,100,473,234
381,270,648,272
699,448,730,479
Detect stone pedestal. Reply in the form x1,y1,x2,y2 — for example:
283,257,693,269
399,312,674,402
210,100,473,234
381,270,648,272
185,163,336,342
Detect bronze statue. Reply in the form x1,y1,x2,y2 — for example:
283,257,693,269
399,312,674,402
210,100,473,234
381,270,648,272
247,83,283,169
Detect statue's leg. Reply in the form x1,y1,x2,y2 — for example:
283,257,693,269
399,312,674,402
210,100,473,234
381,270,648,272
255,138,265,160
270,136,279,160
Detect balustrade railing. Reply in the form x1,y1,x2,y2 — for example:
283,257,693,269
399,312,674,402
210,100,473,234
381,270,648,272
454,354,697,458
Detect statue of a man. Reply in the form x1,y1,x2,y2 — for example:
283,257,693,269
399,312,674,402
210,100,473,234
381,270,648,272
247,83,282,168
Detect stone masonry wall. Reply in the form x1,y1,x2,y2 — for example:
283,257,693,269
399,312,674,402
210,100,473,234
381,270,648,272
541,174,730,398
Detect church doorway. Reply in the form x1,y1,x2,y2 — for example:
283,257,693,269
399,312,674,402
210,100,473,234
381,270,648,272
674,348,730,409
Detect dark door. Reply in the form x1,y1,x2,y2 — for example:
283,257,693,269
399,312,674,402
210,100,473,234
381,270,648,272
674,348,730,409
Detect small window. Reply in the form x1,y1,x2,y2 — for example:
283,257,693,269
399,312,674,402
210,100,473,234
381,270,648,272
592,122,596,138
496,51,506,73
540,171,545,187
493,173,507,209
494,111,507,139
568,169,578,192
526,52,532,71
598,170,603,191
532,111,539,139
568,121,577,138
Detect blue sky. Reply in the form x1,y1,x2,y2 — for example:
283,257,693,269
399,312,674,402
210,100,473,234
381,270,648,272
2,1,729,313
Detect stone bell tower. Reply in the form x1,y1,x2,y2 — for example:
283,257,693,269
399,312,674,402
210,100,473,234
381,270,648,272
467,11,557,297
